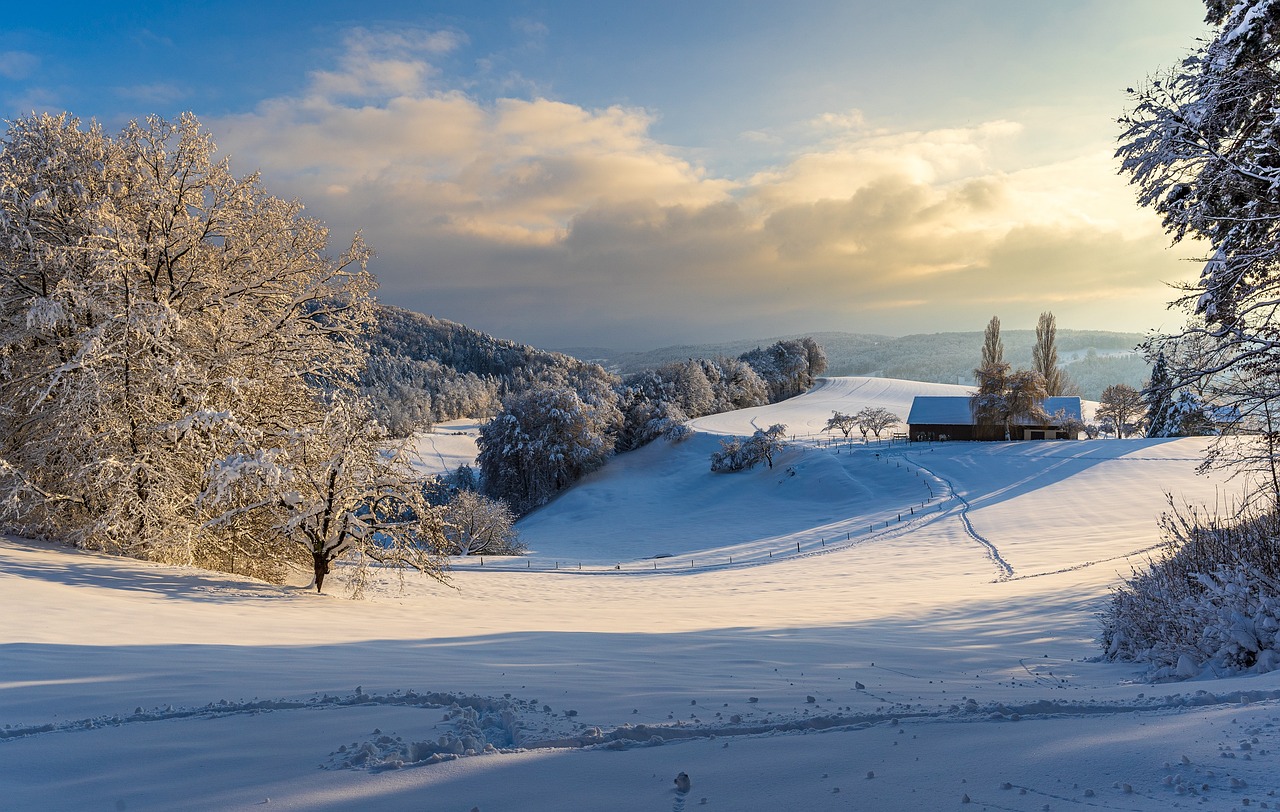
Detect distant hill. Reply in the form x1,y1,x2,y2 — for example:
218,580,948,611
559,329,1150,401
360,305,616,435
373,305,591,381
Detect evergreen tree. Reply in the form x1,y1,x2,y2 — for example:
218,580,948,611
1143,352,1179,437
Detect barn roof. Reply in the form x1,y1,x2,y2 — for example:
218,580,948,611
907,396,1082,426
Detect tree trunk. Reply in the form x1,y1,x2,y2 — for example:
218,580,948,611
313,551,330,594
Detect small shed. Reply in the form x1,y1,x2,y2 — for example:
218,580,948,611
907,396,1083,442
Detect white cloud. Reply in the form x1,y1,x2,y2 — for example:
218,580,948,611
307,27,465,99
114,82,188,104
510,18,549,39
0,51,38,80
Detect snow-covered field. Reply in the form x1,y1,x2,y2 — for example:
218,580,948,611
5,377,1279,811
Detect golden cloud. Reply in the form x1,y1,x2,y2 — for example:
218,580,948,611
210,28,1201,346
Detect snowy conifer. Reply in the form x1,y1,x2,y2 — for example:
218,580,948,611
1143,353,1179,437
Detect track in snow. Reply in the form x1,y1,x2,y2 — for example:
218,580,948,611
902,452,1014,581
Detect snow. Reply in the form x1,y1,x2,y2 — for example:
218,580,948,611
403,418,482,478
5,377,1280,811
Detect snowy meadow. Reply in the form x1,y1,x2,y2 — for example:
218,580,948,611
5,377,1279,811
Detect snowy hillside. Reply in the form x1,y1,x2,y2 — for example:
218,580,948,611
5,378,1279,811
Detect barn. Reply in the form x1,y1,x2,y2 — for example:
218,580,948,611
906,396,1083,442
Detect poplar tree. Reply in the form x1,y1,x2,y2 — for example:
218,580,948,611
1033,311,1071,396
981,316,1004,369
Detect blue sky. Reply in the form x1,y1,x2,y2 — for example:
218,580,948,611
3,2,1210,349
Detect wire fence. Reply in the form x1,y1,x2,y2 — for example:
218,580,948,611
449,444,954,575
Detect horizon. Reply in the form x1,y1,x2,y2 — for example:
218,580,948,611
5,1,1208,350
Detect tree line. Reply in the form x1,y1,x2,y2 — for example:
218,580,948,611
476,338,828,513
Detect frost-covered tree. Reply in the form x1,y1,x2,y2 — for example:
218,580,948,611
970,363,1049,441
715,356,771,410
981,316,1005,369
710,424,788,472
1097,384,1145,438
616,389,691,452
823,411,859,438
1051,408,1087,440
1120,1,1280,500
358,351,499,437
1175,390,1217,436
739,338,827,401
615,354,770,453
0,112,446,588
440,490,523,556
855,406,901,440
477,385,618,514
201,394,448,594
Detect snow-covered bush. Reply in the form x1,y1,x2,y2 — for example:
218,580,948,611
710,424,787,473
1100,504,1280,678
440,490,524,556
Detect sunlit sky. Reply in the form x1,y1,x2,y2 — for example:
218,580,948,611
3,1,1210,350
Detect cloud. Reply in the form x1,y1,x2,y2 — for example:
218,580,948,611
115,82,188,104
210,28,1198,348
0,51,38,80
307,27,466,99
510,18,549,39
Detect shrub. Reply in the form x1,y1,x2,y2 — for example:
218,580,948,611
1100,502,1280,679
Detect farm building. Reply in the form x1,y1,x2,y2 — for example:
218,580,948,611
907,396,1083,442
